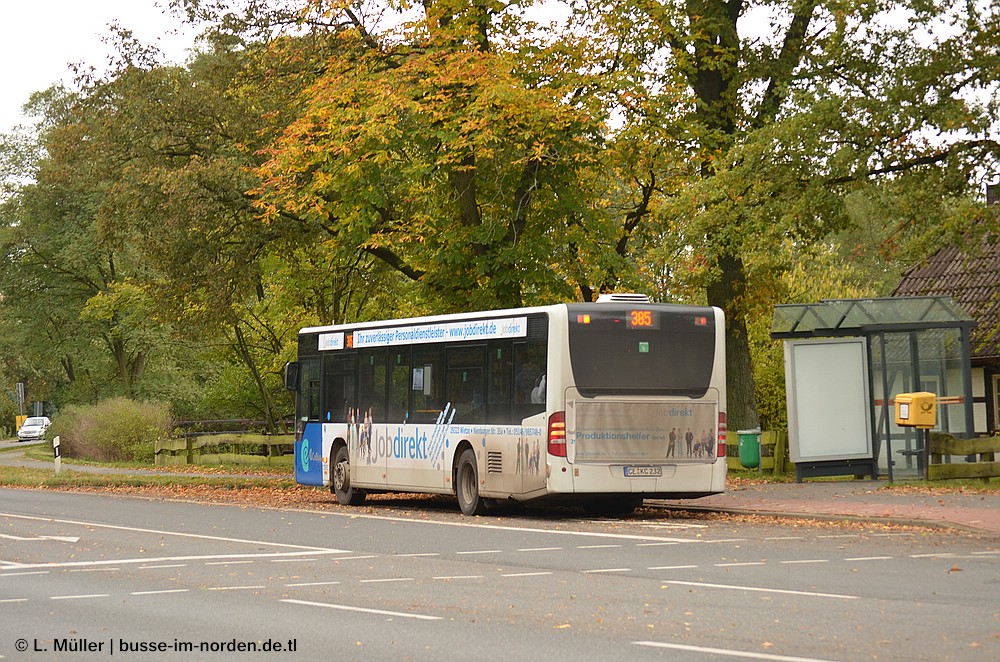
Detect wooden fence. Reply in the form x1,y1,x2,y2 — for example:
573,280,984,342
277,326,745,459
927,432,1000,481
154,433,294,467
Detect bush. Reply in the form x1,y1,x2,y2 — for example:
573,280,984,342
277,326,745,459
49,398,171,463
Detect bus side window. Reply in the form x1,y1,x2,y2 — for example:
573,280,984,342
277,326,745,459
299,359,321,422
323,354,357,423
513,341,546,418
447,345,486,424
389,350,410,423
411,346,445,423
359,348,388,423
487,340,513,424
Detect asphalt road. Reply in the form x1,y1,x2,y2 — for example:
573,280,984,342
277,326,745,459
1,488,998,661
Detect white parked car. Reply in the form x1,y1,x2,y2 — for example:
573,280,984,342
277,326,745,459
17,416,51,441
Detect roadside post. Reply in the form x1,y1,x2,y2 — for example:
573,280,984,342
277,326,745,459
53,435,61,474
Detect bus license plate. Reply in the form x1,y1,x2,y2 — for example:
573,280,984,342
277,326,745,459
624,466,661,477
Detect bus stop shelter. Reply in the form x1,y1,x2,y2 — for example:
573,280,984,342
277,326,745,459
771,297,978,480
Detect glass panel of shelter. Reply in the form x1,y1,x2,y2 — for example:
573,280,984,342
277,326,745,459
871,328,967,479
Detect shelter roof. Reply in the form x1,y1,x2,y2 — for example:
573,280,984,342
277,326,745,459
771,296,976,339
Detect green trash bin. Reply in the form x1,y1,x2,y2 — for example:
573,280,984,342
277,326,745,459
737,428,761,469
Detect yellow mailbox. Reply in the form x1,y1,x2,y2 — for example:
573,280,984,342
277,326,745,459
895,392,937,429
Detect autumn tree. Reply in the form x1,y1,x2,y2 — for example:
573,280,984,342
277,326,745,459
254,1,612,312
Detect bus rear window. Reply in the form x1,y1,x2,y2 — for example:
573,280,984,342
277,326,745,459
567,304,717,397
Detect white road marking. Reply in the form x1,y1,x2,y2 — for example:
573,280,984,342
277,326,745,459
206,586,265,591
517,547,563,552
780,559,829,565
0,597,29,603
396,553,439,557
648,564,698,570
51,593,110,600
282,598,442,620
578,544,621,549
292,508,698,544
636,542,681,547
661,580,859,600
581,568,630,574
0,533,80,543
331,555,378,561
716,562,765,567
456,550,501,555
271,558,317,563
139,564,187,570
5,549,349,570
205,560,254,566
0,571,50,577
635,641,839,661
285,581,341,587
69,567,120,572
0,512,345,552
501,571,553,577
433,575,482,580
131,589,189,596
360,577,413,584
843,556,892,561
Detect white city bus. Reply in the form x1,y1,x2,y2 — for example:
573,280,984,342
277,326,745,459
285,294,727,515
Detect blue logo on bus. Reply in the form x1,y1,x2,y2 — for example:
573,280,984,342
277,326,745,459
300,438,310,472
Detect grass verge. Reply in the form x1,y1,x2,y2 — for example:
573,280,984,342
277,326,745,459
0,464,296,490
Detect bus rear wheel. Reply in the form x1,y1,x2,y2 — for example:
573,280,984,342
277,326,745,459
332,445,366,506
456,449,487,516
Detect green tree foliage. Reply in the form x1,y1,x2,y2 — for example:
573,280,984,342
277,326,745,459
0,23,390,425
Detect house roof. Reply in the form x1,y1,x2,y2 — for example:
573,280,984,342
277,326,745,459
892,224,1000,359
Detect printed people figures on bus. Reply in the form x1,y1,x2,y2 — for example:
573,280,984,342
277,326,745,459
666,427,677,458
361,408,373,463
697,429,707,457
516,438,542,476
349,407,358,452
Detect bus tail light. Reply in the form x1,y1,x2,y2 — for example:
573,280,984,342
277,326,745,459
717,411,727,458
548,412,567,457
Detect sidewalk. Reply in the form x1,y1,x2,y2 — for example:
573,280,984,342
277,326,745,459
655,480,1000,535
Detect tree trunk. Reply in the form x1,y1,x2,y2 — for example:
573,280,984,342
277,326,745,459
706,252,760,432
232,322,280,433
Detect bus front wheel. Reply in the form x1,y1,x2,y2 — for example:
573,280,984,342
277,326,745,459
456,449,487,516
332,445,366,506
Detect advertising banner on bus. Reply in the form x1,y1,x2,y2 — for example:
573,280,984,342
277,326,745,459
316,317,529,351
571,400,718,462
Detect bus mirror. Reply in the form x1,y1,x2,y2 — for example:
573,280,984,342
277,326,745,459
284,362,299,391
